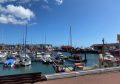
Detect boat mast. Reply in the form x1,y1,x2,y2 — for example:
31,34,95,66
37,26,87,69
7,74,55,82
69,26,73,55
24,24,28,57
45,33,47,52
45,33,46,45
70,26,72,47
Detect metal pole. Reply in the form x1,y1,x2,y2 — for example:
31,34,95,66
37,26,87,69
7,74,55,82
102,38,105,66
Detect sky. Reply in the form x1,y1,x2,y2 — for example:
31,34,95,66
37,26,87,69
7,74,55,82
0,0,120,47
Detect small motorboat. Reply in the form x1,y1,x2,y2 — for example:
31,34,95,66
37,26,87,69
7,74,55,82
40,52,52,64
3,56,16,68
56,52,68,59
99,52,116,61
68,54,83,63
99,52,118,67
53,55,64,64
35,52,43,61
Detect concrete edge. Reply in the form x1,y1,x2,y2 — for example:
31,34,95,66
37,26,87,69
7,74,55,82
45,66,120,80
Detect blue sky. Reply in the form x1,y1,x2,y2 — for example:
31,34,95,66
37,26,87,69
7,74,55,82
0,0,120,47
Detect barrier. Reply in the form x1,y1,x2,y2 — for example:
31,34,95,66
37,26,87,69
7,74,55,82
45,66,120,80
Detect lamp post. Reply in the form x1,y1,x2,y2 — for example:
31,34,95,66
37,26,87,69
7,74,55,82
101,38,105,67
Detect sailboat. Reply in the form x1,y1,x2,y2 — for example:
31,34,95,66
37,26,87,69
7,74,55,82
20,53,31,66
20,24,31,66
0,52,7,63
67,26,84,63
40,33,53,64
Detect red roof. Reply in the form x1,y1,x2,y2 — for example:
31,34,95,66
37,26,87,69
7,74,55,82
61,45,74,48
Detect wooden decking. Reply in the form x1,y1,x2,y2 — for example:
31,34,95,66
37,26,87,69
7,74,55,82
0,72,47,84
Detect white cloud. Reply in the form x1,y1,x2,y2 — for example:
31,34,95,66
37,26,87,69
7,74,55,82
55,0,63,5
7,5,34,20
0,14,27,24
0,0,64,6
0,0,17,3
0,5,35,25
0,0,64,5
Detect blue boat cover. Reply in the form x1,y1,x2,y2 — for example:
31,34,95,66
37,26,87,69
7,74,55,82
4,59,15,65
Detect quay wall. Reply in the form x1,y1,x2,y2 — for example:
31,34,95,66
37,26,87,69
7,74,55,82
45,67,120,80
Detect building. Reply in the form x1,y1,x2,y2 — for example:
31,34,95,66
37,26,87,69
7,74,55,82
0,44,53,52
91,43,119,52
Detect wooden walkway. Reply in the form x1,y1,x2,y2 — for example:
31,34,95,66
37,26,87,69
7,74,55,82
0,72,47,84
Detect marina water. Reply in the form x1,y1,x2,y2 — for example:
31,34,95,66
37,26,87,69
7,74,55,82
0,52,99,76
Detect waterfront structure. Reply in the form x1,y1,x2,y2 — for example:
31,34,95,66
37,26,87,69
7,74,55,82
61,45,74,52
91,43,119,52
0,44,53,52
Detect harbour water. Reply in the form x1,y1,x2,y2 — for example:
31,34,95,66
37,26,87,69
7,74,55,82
0,52,99,76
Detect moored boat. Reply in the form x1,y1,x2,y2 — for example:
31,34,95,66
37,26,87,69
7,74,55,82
19,53,31,66
0,52,7,63
40,52,52,64
56,52,68,59
68,54,83,63
3,55,16,68
99,52,116,61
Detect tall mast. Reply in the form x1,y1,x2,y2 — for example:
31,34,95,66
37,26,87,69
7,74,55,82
24,24,27,56
70,26,72,47
45,33,46,45
22,30,25,51
45,33,47,52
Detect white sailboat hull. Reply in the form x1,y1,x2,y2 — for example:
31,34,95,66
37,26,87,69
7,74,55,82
20,54,31,66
